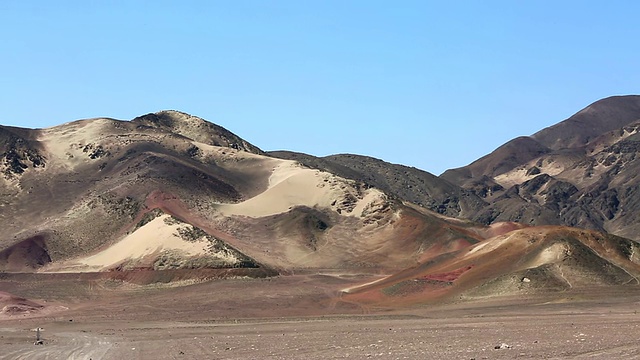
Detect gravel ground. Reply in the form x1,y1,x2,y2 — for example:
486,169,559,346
3,275,640,359
3,301,640,359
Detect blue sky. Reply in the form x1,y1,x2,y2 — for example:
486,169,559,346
1,1,639,175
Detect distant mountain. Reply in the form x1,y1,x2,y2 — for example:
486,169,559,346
532,95,640,150
441,136,551,187
441,95,640,240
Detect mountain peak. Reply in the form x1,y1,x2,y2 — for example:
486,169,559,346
131,111,262,154
132,110,214,129
533,95,640,150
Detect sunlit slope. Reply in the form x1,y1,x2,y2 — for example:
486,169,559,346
0,111,497,276
342,226,640,306
440,96,640,240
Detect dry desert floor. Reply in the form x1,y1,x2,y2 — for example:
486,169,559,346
2,274,640,359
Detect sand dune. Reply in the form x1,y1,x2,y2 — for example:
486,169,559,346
216,161,386,218
49,214,209,272
38,118,117,169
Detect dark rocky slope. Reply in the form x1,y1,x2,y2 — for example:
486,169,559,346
440,95,640,240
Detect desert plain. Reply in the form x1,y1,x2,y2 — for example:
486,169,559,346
2,272,640,360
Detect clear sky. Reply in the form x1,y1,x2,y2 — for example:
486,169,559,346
1,1,639,175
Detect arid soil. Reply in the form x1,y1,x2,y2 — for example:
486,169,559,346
2,274,640,359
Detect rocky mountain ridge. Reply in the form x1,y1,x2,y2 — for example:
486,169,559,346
441,95,640,240
2,98,640,311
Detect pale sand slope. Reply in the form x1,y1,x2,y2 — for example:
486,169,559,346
46,215,209,272
38,118,117,170
216,161,386,218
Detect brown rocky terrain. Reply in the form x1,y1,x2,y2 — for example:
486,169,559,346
441,95,640,240
0,111,507,309
2,101,640,358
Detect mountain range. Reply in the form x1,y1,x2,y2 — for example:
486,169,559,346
2,95,640,316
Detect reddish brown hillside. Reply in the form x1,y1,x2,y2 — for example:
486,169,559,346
341,226,640,308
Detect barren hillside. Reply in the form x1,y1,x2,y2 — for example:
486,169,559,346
441,95,640,240
2,103,640,319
